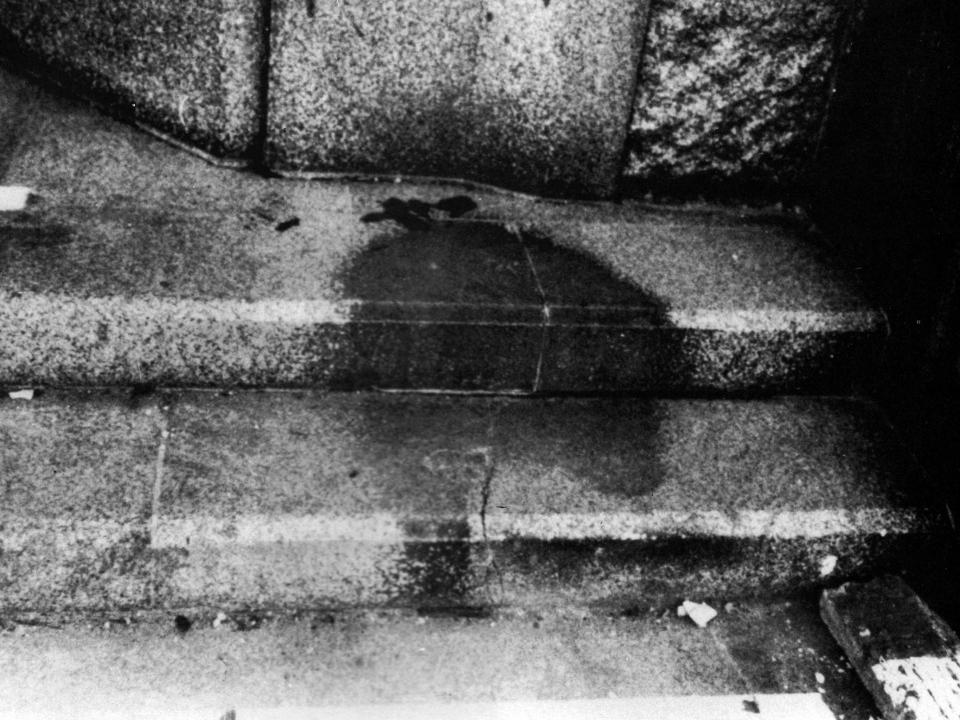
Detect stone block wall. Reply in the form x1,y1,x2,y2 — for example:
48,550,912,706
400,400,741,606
627,0,864,198
267,0,648,197
0,0,867,199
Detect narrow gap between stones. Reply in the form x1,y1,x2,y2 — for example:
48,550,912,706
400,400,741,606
252,0,274,172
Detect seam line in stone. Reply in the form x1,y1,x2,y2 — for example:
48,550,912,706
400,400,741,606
150,414,169,547
510,224,550,392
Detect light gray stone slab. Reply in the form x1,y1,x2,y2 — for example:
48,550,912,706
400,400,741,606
266,0,649,198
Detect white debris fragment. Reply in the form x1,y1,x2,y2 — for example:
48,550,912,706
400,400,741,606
0,186,33,211
8,389,34,400
212,611,228,629
815,671,826,684
678,600,718,628
819,555,839,577
859,627,871,638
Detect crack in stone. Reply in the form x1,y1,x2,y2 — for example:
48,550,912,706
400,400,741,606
470,415,504,601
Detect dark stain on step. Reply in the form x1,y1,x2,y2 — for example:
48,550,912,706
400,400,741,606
334,196,678,390
417,605,493,619
360,195,477,231
346,195,665,318
343,211,541,305
0,222,74,249
274,216,300,232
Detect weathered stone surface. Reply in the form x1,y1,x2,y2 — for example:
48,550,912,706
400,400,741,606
0,391,947,610
627,0,864,195
0,0,265,160
0,601,869,717
0,389,165,611
267,0,648,198
0,68,886,393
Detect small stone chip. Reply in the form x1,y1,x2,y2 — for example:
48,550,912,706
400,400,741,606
819,555,839,577
0,186,33,211
8,389,34,401
678,600,718,628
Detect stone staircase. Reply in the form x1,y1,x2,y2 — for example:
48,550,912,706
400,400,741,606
0,57,948,621
2,6,957,716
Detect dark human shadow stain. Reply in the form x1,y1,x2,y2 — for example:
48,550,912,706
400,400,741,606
346,199,538,306
337,195,692,392
360,196,477,230
342,200,689,607
346,195,669,322
344,394,498,608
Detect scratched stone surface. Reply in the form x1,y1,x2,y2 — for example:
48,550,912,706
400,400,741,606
626,0,865,197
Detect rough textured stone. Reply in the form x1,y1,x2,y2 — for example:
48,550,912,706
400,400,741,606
267,0,648,198
537,327,881,394
0,68,885,393
0,391,947,610
0,389,165,611
626,0,864,196
0,601,873,718
0,0,265,160
157,392,493,608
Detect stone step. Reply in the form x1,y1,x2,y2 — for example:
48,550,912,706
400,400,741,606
0,68,883,393
0,389,945,614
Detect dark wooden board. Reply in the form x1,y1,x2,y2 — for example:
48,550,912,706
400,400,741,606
821,575,960,720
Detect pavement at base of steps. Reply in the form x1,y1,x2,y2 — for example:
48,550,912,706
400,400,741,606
0,599,878,720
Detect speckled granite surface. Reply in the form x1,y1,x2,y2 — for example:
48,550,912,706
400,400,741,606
0,391,945,609
0,67,885,392
627,0,864,195
0,0,867,197
0,0,265,161
267,0,648,198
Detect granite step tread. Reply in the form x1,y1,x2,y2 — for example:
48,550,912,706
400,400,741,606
0,68,884,393
0,389,945,612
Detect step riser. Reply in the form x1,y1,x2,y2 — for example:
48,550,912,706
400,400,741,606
0,301,882,392
0,525,937,612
